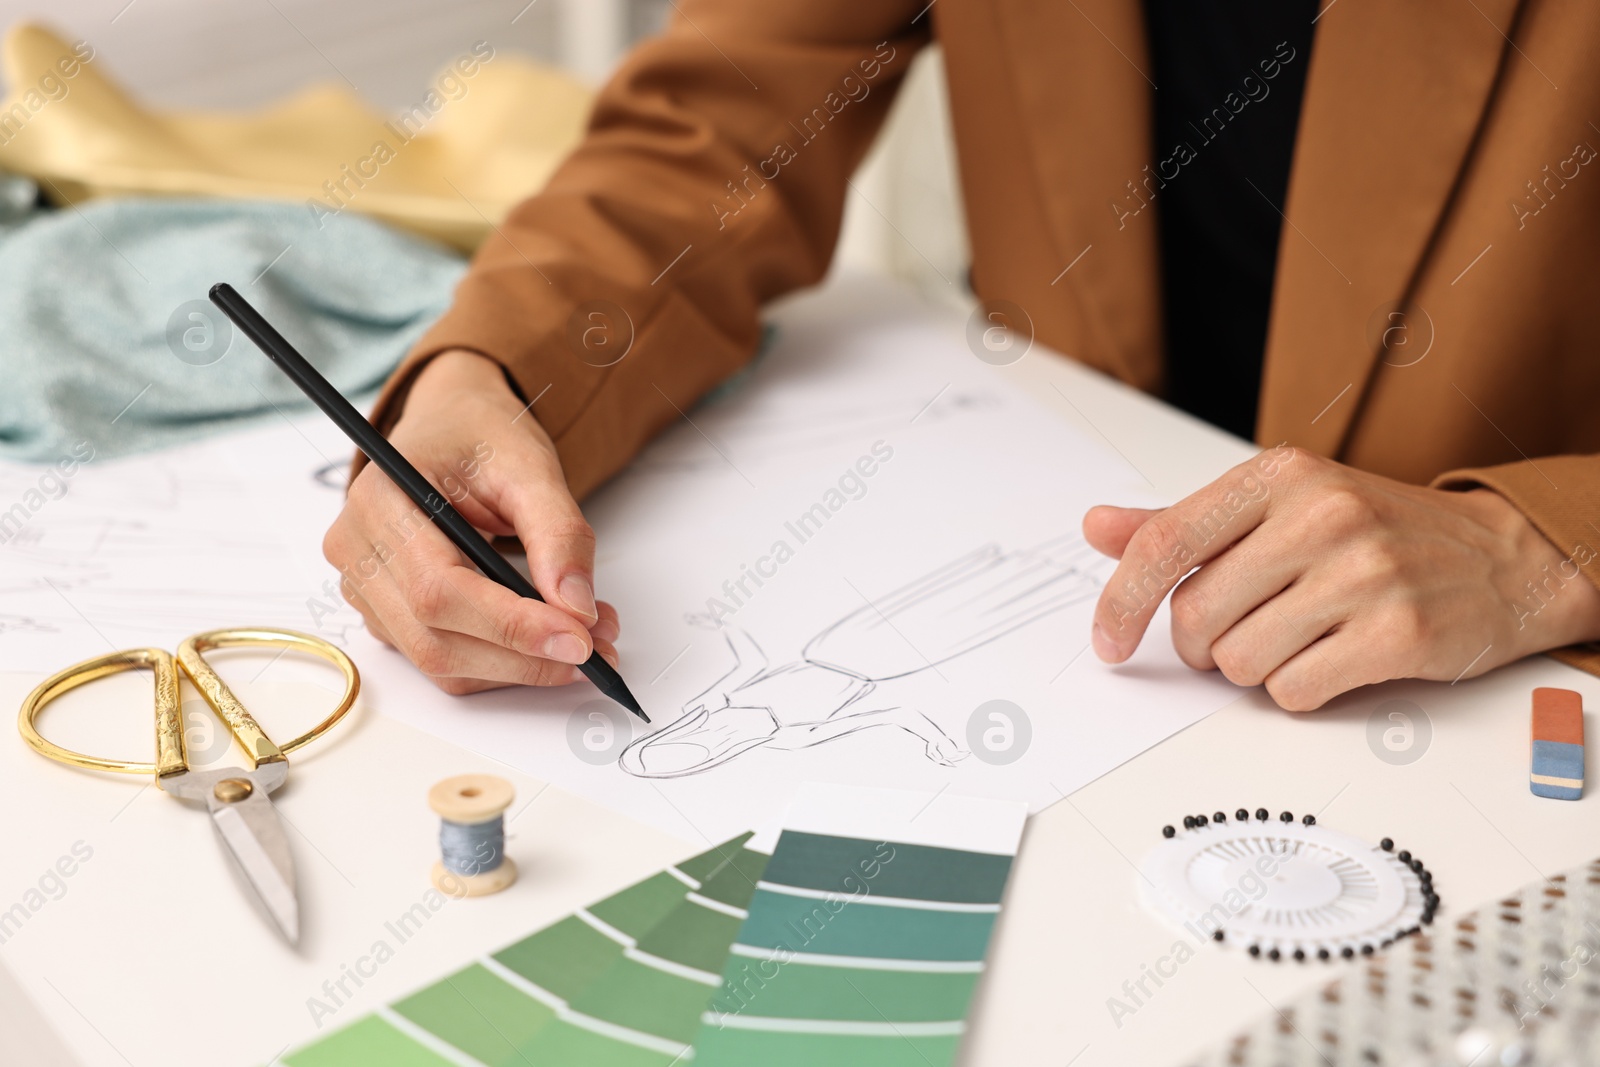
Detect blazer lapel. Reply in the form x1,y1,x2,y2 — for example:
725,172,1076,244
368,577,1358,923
991,0,1163,388
1259,0,1525,453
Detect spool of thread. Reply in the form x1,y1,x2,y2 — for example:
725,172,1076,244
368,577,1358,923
428,774,517,897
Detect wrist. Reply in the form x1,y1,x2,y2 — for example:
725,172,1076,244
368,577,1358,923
412,348,512,395
1476,489,1600,654
399,349,529,430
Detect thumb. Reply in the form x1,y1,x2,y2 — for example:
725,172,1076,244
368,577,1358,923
1083,505,1165,560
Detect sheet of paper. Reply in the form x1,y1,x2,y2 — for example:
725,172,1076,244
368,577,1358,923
219,283,1242,844
0,369,384,669
0,433,354,667
2,280,1243,847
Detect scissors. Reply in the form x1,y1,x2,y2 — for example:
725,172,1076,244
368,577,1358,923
17,628,358,946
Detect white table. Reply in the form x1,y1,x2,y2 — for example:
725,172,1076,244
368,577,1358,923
4,277,1596,1066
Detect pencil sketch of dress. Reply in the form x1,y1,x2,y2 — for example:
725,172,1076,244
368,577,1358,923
618,536,1110,778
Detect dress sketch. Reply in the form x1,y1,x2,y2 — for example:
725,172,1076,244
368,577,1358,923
618,536,1111,778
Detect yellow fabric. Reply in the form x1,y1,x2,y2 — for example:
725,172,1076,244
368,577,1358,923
0,24,593,251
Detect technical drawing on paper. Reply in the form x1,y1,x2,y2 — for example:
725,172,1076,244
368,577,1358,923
619,536,1112,778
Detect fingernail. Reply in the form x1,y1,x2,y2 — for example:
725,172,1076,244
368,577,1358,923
559,574,598,621
599,648,619,670
1092,623,1120,663
543,632,589,664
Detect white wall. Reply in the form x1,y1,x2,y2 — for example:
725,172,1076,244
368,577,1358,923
840,45,970,307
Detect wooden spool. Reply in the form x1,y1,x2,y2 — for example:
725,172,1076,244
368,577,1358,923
428,773,517,897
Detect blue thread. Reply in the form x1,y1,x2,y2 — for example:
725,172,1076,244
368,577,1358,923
439,815,504,875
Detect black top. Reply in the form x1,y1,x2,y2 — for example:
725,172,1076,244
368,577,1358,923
1141,2,1318,439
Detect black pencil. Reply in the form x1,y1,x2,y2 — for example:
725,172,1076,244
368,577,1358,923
209,282,649,723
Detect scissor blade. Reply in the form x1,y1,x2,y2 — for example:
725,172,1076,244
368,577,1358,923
209,792,299,945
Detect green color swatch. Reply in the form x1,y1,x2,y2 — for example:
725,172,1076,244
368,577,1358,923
712,958,979,1022
517,841,771,1057
283,1015,459,1067
764,831,1014,903
284,834,753,1066
737,887,998,961
282,790,1021,1067
692,1027,963,1067
691,824,1019,1067
389,963,555,1066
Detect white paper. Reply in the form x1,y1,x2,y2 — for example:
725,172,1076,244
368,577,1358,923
0,436,352,665
211,283,1244,846
2,282,1243,848
779,782,1029,857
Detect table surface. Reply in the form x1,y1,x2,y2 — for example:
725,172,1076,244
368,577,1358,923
4,276,1597,1067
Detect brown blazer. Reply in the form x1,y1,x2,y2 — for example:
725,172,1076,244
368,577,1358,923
370,0,1600,673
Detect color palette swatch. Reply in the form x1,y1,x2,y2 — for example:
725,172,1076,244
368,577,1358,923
282,833,767,1067
1531,687,1585,800
690,784,1028,1067
279,784,1025,1067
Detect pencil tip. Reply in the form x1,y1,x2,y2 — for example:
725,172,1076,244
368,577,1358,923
586,655,649,722
620,689,650,724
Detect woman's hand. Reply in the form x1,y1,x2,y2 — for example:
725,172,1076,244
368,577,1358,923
1084,446,1600,710
323,349,619,694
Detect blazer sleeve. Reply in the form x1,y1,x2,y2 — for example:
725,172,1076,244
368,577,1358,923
363,0,930,499
1434,455,1600,676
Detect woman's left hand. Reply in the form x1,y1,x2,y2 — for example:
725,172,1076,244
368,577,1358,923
1084,446,1600,710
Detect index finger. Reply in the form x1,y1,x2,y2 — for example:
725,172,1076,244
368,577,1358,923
402,557,596,665
1091,446,1296,662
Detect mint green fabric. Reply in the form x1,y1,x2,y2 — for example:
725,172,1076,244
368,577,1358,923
0,196,465,461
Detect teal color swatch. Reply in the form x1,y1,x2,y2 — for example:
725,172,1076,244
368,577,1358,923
691,802,1022,1067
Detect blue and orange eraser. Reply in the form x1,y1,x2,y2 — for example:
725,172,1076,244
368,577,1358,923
1531,687,1584,801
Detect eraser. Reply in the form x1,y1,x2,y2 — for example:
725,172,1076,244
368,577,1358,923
1531,687,1584,800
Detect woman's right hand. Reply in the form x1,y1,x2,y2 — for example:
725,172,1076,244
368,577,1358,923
323,349,620,694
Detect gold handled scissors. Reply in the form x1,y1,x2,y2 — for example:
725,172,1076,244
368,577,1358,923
17,628,358,946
